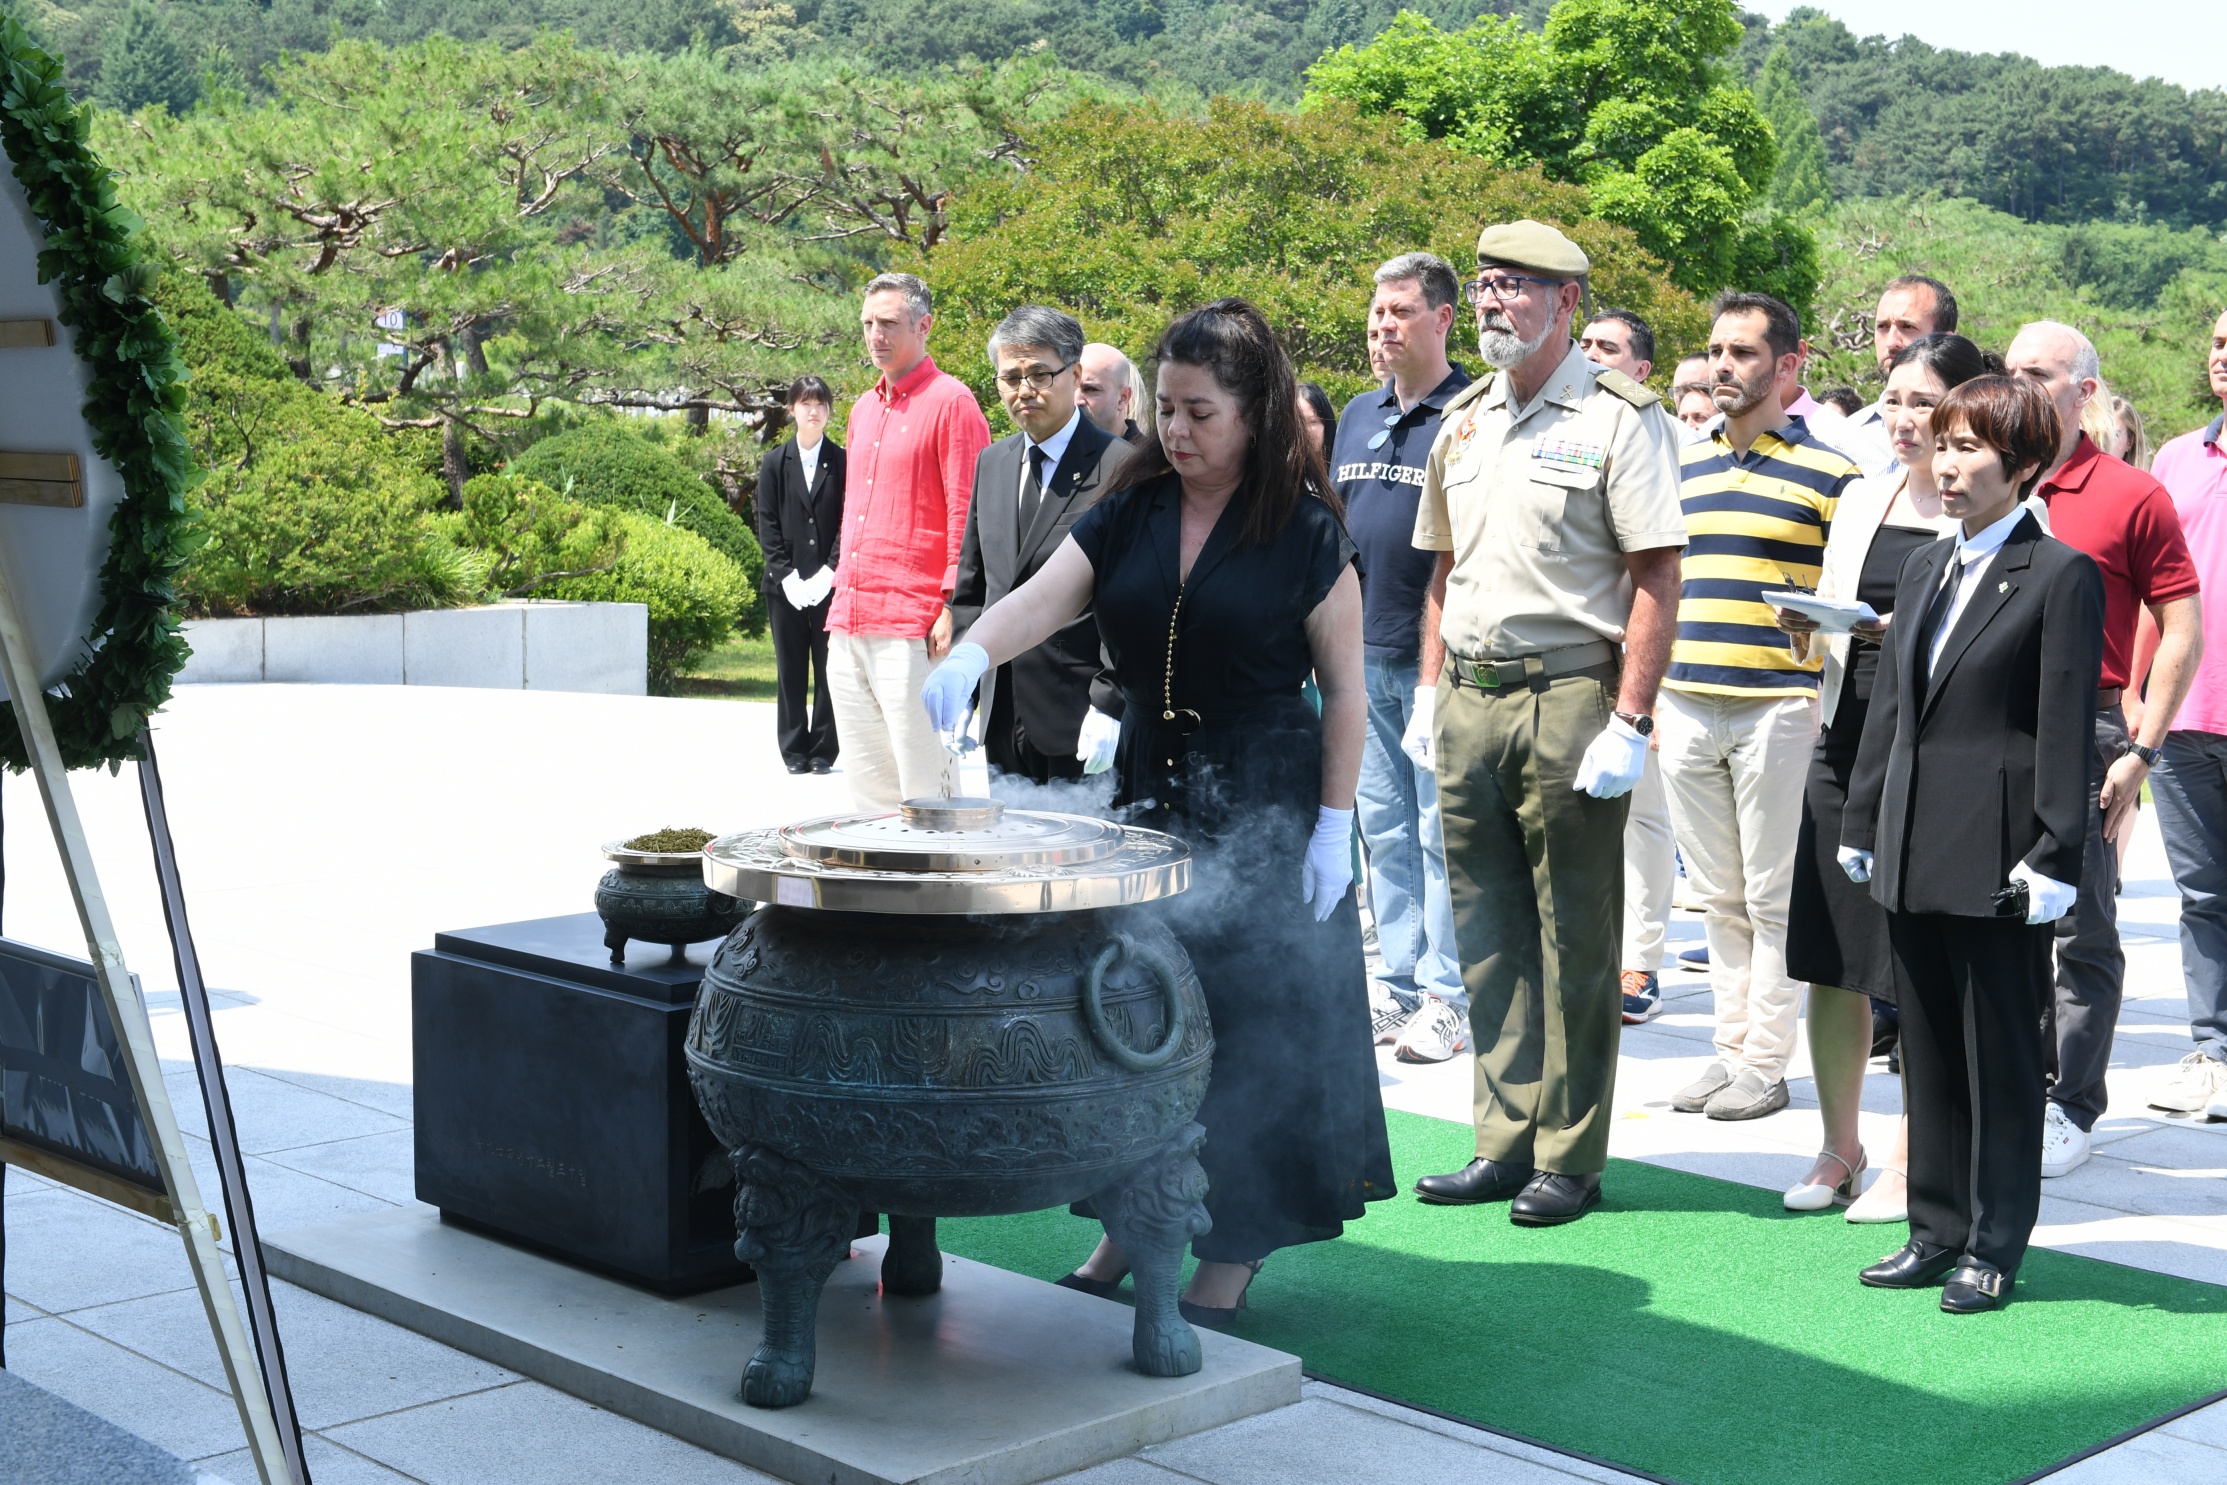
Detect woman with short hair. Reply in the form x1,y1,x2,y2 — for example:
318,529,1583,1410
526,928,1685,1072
1839,374,2103,1312
1775,334,1990,1220
921,299,1394,1326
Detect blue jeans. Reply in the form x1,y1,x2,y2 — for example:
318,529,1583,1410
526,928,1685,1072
2150,729,2227,1063
1357,654,1466,1012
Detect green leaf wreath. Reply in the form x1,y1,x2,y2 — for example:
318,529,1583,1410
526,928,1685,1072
0,19,197,771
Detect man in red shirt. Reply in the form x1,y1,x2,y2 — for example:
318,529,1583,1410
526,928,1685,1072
829,273,993,810
2006,320,2207,1176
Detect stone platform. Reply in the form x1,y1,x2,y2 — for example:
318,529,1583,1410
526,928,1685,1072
264,1205,1301,1485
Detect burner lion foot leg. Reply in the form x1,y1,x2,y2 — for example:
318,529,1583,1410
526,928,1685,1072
1095,1121,1211,1378
731,1146,856,1408
881,1214,943,1296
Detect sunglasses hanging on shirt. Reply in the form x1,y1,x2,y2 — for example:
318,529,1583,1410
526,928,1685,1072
1367,409,1401,451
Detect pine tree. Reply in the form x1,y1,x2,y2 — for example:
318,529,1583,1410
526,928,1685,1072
1757,47,1832,216
98,1,199,116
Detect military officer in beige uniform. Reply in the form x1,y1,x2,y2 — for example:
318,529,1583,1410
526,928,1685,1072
1401,221,1687,1225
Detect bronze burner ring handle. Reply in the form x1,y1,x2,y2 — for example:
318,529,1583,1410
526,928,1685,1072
1083,933,1187,1073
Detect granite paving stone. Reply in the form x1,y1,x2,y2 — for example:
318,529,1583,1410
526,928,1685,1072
195,1433,431,1485
325,1380,788,1485
67,1275,516,1431
1140,1398,1608,1485
2044,1427,2227,1483
3,1315,250,1461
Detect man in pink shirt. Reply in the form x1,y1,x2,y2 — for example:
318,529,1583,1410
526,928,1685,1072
2141,309,2227,1117
829,273,993,810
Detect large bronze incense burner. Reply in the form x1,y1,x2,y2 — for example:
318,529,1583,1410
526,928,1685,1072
688,798,1212,1408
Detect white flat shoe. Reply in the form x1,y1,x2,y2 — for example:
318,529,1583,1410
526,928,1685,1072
1844,1165,1908,1224
1784,1148,1866,1211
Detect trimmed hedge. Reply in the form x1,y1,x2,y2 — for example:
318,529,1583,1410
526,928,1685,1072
540,509,753,692
510,422,764,632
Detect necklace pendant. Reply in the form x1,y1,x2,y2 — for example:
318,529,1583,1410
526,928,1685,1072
1162,710,1175,721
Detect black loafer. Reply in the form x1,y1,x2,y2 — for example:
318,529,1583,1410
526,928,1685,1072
1414,1158,1536,1206
1941,1261,2012,1313
784,760,811,774
1510,1171,1601,1226
810,760,833,774
1859,1240,1958,1289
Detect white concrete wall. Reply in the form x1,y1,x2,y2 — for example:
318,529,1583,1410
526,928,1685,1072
177,602,649,694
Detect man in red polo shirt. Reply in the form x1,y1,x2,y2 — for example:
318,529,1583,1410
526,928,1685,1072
2006,320,2206,1176
829,272,992,811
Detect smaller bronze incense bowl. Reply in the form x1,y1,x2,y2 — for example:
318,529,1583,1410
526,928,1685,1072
596,829,748,963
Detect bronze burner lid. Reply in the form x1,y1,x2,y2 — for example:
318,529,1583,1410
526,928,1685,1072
702,798,1189,915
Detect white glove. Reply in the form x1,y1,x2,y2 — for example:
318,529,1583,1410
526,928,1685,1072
1075,707,1120,775
920,641,988,736
779,570,811,609
1572,715,1649,799
1300,805,1356,921
1401,685,1436,770
803,566,835,605
2009,861,2078,925
1837,846,1873,884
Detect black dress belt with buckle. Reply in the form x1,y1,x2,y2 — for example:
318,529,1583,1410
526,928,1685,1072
1447,640,1618,693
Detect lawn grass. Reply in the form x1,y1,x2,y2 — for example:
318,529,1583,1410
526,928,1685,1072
672,632,778,700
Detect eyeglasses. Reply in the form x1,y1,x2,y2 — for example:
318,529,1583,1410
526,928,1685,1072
994,362,1076,392
1367,409,1401,450
1463,274,1559,306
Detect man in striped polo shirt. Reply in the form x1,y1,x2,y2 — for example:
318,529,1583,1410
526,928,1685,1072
1660,291,1863,1122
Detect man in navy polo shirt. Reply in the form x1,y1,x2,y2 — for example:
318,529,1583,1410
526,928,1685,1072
1335,252,1473,1063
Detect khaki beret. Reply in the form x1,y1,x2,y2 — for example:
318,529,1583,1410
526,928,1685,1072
1474,219,1590,278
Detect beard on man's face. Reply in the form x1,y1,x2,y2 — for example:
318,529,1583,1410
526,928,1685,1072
1478,308,1550,370
1710,363,1776,417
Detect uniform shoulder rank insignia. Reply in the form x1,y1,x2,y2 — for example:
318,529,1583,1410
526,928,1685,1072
1596,367,1662,409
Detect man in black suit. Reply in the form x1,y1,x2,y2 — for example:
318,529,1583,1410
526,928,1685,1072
1840,375,2104,1312
950,308,1131,783
757,375,845,774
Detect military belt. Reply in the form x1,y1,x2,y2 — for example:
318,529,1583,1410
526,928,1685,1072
1447,640,1617,693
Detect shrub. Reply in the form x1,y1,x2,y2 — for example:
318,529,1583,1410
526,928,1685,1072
510,421,764,630
451,473,625,597
539,510,753,692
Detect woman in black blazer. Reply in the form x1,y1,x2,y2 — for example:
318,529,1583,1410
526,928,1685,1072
1839,375,2105,1313
756,376,847,773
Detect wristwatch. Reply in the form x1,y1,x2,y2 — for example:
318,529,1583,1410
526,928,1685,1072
1614,710,1655,737
2126,741,2161,767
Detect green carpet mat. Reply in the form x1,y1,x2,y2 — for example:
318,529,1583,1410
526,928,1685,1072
937,1109,2227,1485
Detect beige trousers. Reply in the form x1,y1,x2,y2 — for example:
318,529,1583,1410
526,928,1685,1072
1657,689,1817,1082
828,632,951,812
1622,748,1676,974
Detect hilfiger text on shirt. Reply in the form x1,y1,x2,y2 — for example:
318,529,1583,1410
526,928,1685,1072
1336,460,1428,487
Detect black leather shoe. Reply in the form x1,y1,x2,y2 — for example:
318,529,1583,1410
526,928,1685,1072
1510,1171,1601,1226
1055,1270,1125,1300
810,759,833,774
1941,1260,2011,1313
1859,1240,1958,1289
785,760,810,774
1414,1158,1536,1206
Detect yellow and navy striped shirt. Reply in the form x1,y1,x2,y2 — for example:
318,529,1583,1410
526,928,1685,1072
1663,419,1859,697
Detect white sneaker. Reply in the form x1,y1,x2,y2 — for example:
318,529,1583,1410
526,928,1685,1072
1393,999,1467,1064
2151,1050,2227,1114
2208,1086,2227,1122
1369,983,1413,1045
2041,1101,2090,1178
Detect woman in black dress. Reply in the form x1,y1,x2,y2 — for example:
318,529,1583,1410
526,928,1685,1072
1776,334,1991,1217
922,300,1394,1326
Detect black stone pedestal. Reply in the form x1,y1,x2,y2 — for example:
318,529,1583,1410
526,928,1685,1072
412,913,751,1294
